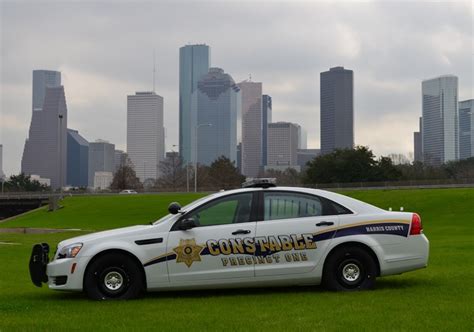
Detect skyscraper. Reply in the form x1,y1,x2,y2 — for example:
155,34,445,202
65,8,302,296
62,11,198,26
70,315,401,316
127,92,165,182
262,95,272,167
67,129,89,187
266,122,300,172
32,70,61,111
193,68,240,165
179,44,210,164
414,117,423,162
88,140,115,187
422,75,459,165
21,70,66,189
238,81,262,177
114,150,127,172
459,99,474,160
320,66,354,155
296,125,307,149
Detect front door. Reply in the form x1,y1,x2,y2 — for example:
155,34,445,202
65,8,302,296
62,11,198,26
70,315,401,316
254,191,339,277
167,192,257,283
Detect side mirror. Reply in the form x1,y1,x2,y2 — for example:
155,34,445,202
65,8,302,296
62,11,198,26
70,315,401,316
179,218,197,230
168,202,182,215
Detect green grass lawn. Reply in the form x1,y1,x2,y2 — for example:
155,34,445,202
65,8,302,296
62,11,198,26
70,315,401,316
0,189,473,331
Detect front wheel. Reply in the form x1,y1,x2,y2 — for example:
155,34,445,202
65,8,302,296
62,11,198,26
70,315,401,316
84,253,144,300
323,246,377,291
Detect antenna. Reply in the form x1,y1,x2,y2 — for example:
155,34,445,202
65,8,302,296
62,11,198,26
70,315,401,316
249,73,252,82
153,49,156,92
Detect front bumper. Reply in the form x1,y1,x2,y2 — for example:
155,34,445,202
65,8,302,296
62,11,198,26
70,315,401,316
46,256,88,291
29,243,87,291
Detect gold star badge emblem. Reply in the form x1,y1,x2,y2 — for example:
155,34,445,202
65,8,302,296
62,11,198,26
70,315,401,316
173,238,204,268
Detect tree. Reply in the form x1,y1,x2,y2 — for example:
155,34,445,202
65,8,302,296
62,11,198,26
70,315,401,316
373,156,402,181
155,153,187,191
110,157,142,190
304,146,402,184
444,157,474,179
304,146,377,184
208,156,245,190
3,173,49,192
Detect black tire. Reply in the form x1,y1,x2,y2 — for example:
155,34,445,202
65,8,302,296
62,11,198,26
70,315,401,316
323,246,377,291
84,253,144,300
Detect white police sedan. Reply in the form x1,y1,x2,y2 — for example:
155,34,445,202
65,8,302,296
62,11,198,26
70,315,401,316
29,180,429,300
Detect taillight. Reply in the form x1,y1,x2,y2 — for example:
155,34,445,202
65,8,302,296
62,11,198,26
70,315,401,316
410,213,423,235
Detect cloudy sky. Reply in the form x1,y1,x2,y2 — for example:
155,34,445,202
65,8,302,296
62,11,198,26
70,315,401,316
1,0,472,176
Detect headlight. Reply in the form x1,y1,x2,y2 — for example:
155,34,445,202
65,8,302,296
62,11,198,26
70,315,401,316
57,243,83,259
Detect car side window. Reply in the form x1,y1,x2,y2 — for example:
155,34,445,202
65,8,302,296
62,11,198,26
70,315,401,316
264,192,325,221
186,193,254,226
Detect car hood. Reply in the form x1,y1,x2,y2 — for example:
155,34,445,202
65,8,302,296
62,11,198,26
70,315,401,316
58,225,154,247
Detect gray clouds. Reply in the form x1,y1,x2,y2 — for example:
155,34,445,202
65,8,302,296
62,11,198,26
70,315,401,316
1,0,472,176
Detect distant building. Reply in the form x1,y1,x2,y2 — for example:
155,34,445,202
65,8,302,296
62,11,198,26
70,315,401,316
296,125,307,149
179,44,210,164
21,71,67,189
297,149,320,171
262,95,272,166
459,99,474,160
67,129,89,187
88,140,115,187
238,81,262,177
93,171,113,190
422,75,458,165
165,151,180,160
0,144,4,179
114,150,127,172
320,66,354,155
30,174,51,187
193,68,240,165
414,117,423,162
266,122,300,172
127,91,165,182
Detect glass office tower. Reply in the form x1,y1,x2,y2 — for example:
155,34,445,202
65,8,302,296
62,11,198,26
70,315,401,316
179,44,210,164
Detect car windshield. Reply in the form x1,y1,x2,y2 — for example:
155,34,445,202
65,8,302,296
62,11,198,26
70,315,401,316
152,193,218,225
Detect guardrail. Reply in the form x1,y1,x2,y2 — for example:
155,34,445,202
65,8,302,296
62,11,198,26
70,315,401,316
0,178,473,197
0,193,58,200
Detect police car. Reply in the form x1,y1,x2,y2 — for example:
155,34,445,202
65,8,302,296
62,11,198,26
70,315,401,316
29,179,429,300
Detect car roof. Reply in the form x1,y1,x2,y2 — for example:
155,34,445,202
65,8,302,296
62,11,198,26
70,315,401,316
185,187,383,215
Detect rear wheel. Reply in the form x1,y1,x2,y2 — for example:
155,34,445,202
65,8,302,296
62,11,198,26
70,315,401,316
323,246,377,291
84,253,144,300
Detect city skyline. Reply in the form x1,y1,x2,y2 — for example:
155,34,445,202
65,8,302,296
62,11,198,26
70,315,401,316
1,1,472,176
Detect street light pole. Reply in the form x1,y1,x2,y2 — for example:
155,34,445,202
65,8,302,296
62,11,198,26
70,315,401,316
194,123,212,193
58,114,63,195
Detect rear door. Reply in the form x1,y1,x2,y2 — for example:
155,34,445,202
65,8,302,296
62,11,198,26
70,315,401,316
254,191,340,277
166,192,257,283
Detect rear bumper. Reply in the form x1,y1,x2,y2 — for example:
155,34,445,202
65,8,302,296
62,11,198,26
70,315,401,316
378,234,429,276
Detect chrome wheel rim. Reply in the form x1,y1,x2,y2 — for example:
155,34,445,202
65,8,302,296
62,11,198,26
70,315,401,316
104,271,123,291
342,263,360,282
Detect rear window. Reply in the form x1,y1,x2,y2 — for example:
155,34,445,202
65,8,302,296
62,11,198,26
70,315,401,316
263,191,352,221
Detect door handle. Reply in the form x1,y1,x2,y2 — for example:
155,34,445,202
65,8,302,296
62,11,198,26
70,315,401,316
232,229,251,235
316,221,334,227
